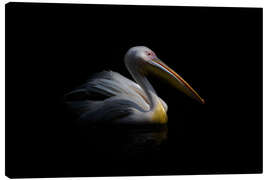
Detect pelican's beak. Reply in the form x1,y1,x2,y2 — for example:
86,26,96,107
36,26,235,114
148,58,205,104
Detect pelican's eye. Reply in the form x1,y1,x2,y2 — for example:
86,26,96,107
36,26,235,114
146,51,152,56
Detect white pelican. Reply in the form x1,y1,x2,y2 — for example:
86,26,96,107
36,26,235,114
65,46,204,125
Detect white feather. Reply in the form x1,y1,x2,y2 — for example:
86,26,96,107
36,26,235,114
65,70,162,122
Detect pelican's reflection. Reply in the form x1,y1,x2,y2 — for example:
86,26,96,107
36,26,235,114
120,125,168,156
79,124,168,157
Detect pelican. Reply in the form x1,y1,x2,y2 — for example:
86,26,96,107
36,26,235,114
65,46,204,125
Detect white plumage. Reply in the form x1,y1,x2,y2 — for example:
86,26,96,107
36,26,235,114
65,70,167,123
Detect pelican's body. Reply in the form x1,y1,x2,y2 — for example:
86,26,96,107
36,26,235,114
65,46,204,125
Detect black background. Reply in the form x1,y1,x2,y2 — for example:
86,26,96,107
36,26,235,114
6,2,262,178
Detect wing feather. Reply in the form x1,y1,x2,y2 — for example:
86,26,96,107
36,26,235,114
64,71,151,121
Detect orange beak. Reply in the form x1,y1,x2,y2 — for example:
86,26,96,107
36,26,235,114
148,58,205,104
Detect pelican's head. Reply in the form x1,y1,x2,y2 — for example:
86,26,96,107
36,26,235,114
124,46,205,104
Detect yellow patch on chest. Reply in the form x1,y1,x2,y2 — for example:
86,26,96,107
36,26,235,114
151,100,168,124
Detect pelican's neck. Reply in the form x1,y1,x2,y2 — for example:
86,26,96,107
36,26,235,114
125,60,167,123
125,61,159,111
133,72,159,111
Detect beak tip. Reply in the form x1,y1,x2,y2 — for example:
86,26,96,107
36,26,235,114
201,98,205,104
